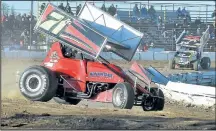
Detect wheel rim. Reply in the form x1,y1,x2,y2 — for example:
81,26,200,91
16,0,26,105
113,88,125,106
198,62,200,69
25,74,42,92
143,96,154,110
207,60,210,67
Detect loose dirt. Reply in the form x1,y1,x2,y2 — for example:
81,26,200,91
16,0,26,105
1,58,215,129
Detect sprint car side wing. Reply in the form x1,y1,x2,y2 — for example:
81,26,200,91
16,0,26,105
78,2,144,61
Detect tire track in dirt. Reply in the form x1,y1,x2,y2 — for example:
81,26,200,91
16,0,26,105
1,112,215,130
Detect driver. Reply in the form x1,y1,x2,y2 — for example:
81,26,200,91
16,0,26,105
64,46,83,59
62,43,96,61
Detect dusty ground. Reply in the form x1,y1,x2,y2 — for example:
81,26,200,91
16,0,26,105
1,58,216,130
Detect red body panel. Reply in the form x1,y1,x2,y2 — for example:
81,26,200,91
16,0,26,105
42,42,87,92
42,42,150,99
130,62,151,84
42,42,124,92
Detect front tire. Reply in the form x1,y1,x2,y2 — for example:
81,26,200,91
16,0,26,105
200,57,211,70
19,65,58,102
112,82,135,109
142,88,165,111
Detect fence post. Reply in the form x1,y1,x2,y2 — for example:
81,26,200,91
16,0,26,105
199,6,201,17
173,4,174,13
167,52,169,60
161,5,162,12
46,36,49,52
29,1,34,52
172,29,174,51
129,3,131,22
206,5,208,24
139,52,141,60
139,2,141,17
164,6,166,24
37,1,40,19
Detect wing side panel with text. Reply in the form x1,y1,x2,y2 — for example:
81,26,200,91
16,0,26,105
34,3,107,58
78,2,144,61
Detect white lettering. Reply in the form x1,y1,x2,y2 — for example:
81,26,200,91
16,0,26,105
39,12,66,35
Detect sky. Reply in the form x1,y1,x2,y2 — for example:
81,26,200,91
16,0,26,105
2,1,215,16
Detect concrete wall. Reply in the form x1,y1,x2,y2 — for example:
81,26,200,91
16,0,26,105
1,50,216,61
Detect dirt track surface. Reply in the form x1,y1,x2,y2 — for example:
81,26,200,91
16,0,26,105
1,58,216,130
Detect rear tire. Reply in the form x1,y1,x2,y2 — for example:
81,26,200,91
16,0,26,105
112,82,135,109
200,57,211,70
19,65,58,102
53,97,81,105
169,59,175,69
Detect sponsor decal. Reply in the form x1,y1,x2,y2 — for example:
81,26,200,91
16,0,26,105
90,72,113,78
44,51,59,68
50,51,59,63
44,62,54,67
50,51,59,60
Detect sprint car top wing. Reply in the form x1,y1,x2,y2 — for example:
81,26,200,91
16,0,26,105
78,2,144,61
34,3,107,59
